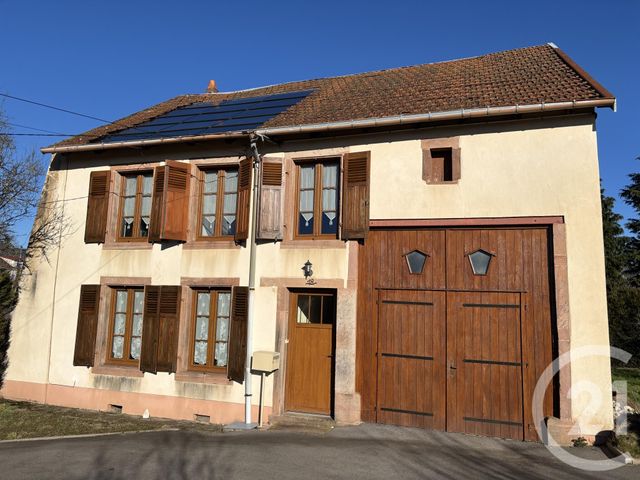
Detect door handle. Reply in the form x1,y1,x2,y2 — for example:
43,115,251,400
448,362,457,370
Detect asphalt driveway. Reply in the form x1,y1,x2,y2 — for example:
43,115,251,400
0,423,636,480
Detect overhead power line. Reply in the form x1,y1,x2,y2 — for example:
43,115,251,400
0,93,112,124
5,121,67,135
0,132,73,137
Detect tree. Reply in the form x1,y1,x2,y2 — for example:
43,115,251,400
602,167,640,367
601,189,638,365
621,158,640,288
0,108,70,386
601,188,629,288
0,271,17,386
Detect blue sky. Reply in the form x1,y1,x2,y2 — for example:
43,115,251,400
1,0,638,246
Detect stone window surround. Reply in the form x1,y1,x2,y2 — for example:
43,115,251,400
91,276,152,377
175,277,240,385
421,137,461,185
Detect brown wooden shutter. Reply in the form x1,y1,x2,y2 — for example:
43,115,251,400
148,161,190,243
234,158,253,242
156,286,181,373
256,158,283,240
227,286,249,383
73,285,101,366
148,168,165,242
341,151,370,240
84,171,111,244
140,285,160,373
140,285,181,374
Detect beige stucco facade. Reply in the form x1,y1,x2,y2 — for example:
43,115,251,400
2,112,613,436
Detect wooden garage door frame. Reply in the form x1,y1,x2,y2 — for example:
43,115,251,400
356,217,571,441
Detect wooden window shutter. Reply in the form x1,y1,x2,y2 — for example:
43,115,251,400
227,286,249,383
256,158,283,240
140,285,160,373
341,151,370,240
84,171,111,244
73,285,101,366
140,285,181,374
234,158,253,242
148,167,165,242
148,161,190,243
156,286,181,373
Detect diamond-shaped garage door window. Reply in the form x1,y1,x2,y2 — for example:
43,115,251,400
404,250,428,274
468,249,493,275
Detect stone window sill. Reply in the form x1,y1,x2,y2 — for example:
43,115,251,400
174,371,232,385
91,364,144,378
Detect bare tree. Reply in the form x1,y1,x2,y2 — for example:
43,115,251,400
0,107,70,386
0,108,70,268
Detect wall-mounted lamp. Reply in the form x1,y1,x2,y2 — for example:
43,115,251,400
302,260,313,279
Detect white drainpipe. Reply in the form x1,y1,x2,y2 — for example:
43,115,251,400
244,136,261,425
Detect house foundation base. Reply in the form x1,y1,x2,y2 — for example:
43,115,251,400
1,379,270,425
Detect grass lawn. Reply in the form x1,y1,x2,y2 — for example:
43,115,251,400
611,367,640,411
0,399,222,441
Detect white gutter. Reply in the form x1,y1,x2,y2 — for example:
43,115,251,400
41,98,615,154
41,131,249,153
257,99,615,136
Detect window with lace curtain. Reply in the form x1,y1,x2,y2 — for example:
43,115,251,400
198,167,238,239
107,287,144,365
190,288,231,371
295,159,340,238
118,172,153,240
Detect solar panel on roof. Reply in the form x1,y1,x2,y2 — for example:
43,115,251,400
96,90,314,143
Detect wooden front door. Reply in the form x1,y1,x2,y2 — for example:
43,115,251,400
446,292,524,439
376,289,446,429
285,290,335,415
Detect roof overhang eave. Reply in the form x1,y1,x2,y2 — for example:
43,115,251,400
41,130,251,154
41,98,615,154
257,98,615,136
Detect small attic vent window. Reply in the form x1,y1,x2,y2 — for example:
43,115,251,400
404,250,428,275
468,249,493,276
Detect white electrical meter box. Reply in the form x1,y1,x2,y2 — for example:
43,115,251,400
252,351,281,373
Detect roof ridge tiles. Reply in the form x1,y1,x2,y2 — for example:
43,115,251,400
210,44,550,96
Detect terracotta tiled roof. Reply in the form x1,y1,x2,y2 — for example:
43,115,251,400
46,44,614,150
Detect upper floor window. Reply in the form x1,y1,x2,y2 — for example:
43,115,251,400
199,168,238,239
191,288,231,371
119,172,153,239
108,287,144,365
296,160,340,238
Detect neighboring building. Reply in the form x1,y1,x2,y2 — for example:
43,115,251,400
0,253,23,281
1,44,616,442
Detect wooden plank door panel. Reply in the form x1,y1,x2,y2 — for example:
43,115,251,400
447,291,524,440
445,228,524,291
376,290,446,430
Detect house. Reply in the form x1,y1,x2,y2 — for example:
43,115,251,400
0,253,23,281
1,44,616,442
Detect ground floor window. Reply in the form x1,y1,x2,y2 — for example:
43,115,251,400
107,287,144,364
190,288,231,371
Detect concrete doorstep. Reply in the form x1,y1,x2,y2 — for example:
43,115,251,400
268,413,336,433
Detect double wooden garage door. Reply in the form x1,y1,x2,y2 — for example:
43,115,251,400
358,228,555,441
